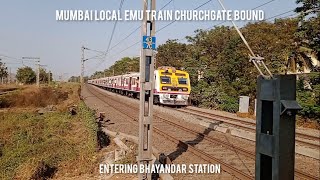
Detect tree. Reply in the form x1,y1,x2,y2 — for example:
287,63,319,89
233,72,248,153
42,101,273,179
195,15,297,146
68,76,80,82
91,56,140,78
16,66,36,84
39,68,52,84
295,0,320,59
0,60,8,83
156,39,187,68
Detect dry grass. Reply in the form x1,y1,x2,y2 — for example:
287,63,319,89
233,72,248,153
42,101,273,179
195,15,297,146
0,83,80,109
297,118,320,130
0,83,99,180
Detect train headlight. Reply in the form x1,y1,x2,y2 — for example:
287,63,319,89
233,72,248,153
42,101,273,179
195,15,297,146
182,88,188,91
164,94,170,99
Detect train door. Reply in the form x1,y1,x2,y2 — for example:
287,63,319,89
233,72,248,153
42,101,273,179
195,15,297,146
136,77,140,91
129,77,132,90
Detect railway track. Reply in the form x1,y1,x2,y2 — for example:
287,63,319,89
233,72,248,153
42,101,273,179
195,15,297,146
85,84,319,180
177,107,320,149
86,85,254,179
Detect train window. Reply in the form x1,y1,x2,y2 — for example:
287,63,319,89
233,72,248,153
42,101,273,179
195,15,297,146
160,76,171,84
161,72,172,75
178,77,188,84
175,73,186,76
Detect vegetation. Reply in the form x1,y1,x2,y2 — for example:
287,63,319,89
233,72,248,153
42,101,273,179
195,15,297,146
0,84,99,179
91,57,139,78
90,2,319,121
0,61,8,82
68,75,80,82
39,68,53,84
16,66,36,84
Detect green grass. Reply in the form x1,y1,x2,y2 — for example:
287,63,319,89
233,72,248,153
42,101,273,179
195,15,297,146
0,102,98,179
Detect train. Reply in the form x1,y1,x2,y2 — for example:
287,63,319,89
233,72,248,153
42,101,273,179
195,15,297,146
88,66,191,106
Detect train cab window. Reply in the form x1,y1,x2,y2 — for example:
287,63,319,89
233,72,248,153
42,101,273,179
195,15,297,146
175,73,186,77
178,77,188,85
160,76,171,84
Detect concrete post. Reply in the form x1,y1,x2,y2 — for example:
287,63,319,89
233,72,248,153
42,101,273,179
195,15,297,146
255,75,301,180
239,96,250,113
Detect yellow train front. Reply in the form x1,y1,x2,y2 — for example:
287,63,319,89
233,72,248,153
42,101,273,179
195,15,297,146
154,66,191,106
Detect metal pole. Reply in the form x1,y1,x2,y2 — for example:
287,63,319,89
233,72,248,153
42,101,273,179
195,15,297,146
36,60,40,87
81,46,85,84
8,67,11,84
138,0,156,179
48,72,50,84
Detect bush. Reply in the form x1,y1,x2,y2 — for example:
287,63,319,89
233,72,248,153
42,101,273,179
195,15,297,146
297,73,320,120
218,94,238,113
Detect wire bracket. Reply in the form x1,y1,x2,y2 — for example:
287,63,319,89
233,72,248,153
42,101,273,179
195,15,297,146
249,56,273,79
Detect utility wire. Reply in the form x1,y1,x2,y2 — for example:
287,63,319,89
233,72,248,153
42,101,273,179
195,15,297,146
265,9,295,21
157,0,213,33
105,0,125,55
177,0,278,42
252,0,276,10
90,0,217,74
87,0,176,74
85,0,126,74
0,54,22,62
161,0,174,10
88,0,282,76
107,0,175,53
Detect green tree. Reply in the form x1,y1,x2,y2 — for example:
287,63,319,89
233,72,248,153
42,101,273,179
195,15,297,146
156,39,187,68
0,61,8,82
68,76,80,82
39,68,49,83
92,56,140,78
295,0,320,59
16,66,36,84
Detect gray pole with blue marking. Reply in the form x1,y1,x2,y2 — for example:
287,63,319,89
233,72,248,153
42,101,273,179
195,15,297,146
138,0,156,179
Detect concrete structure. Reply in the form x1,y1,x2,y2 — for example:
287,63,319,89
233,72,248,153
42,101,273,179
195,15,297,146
239,96,250,113
255,75,301,180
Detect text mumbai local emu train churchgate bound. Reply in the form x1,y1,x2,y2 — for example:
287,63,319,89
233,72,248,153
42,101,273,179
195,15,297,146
56,10,265,21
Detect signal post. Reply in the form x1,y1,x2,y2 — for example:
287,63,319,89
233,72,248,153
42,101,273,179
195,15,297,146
138,0,156,179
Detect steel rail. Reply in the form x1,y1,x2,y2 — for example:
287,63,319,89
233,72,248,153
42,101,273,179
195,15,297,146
85,84,254,179
86,84,319,180
179,108,320,149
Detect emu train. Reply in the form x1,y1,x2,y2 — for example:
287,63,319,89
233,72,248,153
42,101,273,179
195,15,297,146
88,66,191,106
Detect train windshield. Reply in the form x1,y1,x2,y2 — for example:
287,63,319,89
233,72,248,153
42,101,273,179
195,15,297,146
178,77,188,84
161,76,171,84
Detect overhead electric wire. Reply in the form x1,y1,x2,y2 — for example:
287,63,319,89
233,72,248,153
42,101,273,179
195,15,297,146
265,9,295,21
157,0,212,33
0,54,22,62
105,0,125,55
176,0,278,42
88,0,283,76
252,0,276,10
194,0,212,10
90,0,221,73
107,0,175,53
87,0,176,75
84,0,126,74
161,0,174,10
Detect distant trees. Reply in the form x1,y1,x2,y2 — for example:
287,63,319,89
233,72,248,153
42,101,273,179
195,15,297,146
16,67,36,84
156,39,187,68
39,68,53,84
68,76,80,82
91,57,139,79
89,2,320,119
153,18,319,118
295,0,320,62
0,61,8,83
